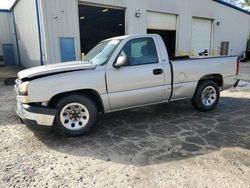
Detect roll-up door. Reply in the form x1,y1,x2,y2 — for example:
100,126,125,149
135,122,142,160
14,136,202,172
147,11,176,31
191,17,213,55
147,11,177,57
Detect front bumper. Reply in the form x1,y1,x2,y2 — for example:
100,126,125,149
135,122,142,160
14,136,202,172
17,103,57,127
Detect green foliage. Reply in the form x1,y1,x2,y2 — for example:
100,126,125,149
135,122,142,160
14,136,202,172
241,0,250,8
225,0,250,10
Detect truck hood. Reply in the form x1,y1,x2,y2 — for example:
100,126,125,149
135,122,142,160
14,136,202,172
18,61,97,80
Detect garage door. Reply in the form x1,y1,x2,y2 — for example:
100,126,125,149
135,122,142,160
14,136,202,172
147,11,176,31
147,11,177,57
191,18,213,55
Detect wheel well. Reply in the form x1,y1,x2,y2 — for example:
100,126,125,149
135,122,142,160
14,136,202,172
198,74,223,88
49,89,104,113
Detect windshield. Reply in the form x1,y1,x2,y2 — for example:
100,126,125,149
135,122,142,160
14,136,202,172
84,39,120,65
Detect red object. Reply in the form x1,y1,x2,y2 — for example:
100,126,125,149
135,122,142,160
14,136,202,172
236,58,240,76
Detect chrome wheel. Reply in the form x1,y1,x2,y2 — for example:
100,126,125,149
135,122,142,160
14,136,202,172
201,86,217,107
60,103,90,130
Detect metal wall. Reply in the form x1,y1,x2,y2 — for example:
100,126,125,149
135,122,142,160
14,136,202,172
39,0,149,65
212,2,250,55
13,0,40,68
0,11,18,64
13,0,250,67
39,0,81,65
41,0,250,65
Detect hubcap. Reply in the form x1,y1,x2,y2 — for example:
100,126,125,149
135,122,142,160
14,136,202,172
201,86,217,107
60,103,89,130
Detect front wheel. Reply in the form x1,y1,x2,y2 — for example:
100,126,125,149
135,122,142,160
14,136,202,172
191,80,220,112
54,95,98,137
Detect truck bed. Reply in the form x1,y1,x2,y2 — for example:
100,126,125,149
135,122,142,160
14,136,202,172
169,55,238,100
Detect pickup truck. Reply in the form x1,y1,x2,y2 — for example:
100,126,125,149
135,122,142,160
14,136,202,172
15,34,240,136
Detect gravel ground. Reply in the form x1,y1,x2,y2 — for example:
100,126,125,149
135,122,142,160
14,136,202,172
0,65,250,188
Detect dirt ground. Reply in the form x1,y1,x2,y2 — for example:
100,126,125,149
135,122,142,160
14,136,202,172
0,64,250,188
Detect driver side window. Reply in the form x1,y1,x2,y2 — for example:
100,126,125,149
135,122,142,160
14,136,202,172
119,38,158,66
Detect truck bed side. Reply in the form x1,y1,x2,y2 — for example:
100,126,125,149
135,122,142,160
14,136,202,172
170,56,238,100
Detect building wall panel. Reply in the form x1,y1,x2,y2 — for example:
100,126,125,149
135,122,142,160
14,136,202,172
40,0,81,64
0,12,13,55
212,3,250,55
13,0,40,68
16,0,250,66
0,12,18,64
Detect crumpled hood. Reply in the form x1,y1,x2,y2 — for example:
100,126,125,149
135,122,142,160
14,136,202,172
18,61,97,80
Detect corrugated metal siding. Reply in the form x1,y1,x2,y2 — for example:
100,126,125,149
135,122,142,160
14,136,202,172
212,2,250,55
14,0,250,66
0,12,18,64
0,12,13,56
40,0,81,64
147,0,249,55
40,0,148,64
13,0,40,68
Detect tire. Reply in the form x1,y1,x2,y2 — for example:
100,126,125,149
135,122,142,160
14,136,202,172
191,80,220,112
54,95,98,137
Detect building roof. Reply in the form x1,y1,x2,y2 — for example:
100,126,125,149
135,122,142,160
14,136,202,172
0,9,11,12
10,0,18,10
213,0,250,15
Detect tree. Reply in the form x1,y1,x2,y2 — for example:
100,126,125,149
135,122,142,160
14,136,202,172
224,0,250,10
225,0,240,5
241,0,250,10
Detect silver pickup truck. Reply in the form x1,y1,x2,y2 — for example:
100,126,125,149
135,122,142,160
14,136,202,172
15,34,240,136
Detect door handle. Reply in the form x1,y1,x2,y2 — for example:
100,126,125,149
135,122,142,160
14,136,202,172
153,69,163,75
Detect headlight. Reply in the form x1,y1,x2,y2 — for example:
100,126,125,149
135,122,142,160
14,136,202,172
18,82,30,95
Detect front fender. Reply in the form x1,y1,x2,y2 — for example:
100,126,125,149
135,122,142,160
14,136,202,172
27,69,107,103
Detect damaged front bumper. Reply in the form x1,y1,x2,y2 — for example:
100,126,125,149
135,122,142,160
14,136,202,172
17,103,56,127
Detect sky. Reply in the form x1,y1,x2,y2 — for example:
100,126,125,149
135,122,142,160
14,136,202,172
0,0,15,9
225,0,243,5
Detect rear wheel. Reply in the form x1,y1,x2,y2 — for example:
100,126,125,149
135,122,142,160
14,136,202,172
54,95,98,137
191,80,220,112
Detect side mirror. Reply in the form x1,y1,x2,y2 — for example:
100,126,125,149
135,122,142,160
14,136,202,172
114,56,129,68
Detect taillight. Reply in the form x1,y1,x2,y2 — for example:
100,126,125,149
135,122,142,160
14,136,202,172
236,58,240,76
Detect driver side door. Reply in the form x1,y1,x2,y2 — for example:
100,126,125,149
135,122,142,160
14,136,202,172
106,37,165,111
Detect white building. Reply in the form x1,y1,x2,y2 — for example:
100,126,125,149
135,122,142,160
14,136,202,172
2,0,250,68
